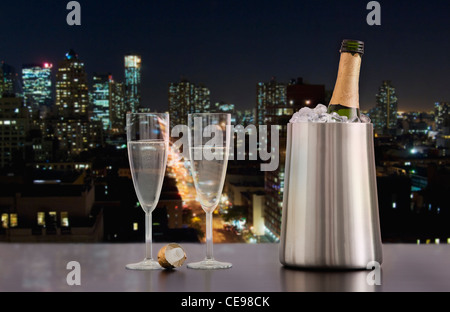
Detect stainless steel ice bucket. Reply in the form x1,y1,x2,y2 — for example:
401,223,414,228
279,122,383,269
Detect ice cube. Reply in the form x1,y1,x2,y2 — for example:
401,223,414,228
360,113,371,123
290,107,360,124
289,112,299,123
314,104,328,115
308,112,319,122
298,107,312,116
316,113,329,123
329,112,342,123
289,114,309,123
297,115,309,122
349,116,361,123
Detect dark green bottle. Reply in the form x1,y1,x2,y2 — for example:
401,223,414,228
327,39,364,119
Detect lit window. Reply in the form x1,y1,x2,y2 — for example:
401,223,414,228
61,212,69,227
284,108,293,115
133,222,138,231
1,213,8,228
10,213,18,227
37,212,45,226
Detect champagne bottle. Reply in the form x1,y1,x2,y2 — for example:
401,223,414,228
327,39,364,119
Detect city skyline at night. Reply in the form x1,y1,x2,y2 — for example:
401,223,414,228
2,1,450,296
0,0,449,246
0,0,448,113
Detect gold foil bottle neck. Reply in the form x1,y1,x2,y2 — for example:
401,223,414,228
329,52,362,109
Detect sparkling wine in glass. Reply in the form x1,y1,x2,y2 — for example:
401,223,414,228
126,113,169,270
187,113,232,269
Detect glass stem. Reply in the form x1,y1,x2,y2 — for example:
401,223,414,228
205,211,213,260
145,212,153,260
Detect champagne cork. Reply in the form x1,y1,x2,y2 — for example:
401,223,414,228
157,243,187,269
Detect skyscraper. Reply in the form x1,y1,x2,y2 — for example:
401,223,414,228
22,63,53,116
168,79,210,128
124,54,141,113
256,78,286,125
435,102,450,154
91,73,111,131
236,109,254,126
109,78,126,134
55,50,89,119
211,101,236,124
373,80,398,134
435,102,449,132
54,50,98,156
0,62,19,97
257,77,325,239
255,78,287,239
194,84,211,113
0,96,29,168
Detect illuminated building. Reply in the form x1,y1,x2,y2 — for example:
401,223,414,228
256,78,286,238
0,171,103,242
124,54,141,113
55,50,89,119
435,102,450,154
257,77,325,239
0,62,19,97
373,80,399,135
21,63,53,148
21,63,53,113
168,79,210,128
55,50,101,156
435,102,449,132
91,73,111,131
241,191,266,238
256,78,286,125
212,101,236,124
236,109,254,126
109,78,126,134
0,95,29,168
194,84,210,113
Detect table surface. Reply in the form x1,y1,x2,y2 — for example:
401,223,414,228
0,242,449,292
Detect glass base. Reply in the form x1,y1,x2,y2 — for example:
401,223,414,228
126,259,163,270
187,258,232,270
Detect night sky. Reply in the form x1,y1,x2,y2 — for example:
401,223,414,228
1,0,449,112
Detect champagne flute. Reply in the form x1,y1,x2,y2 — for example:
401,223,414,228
126,113,169,270
187,113,232,269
